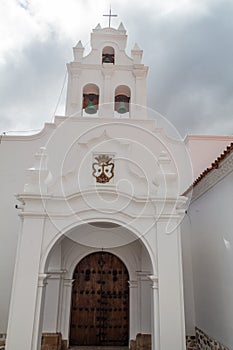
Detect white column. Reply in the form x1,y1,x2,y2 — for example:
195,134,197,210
136,273,142,331
101,67,114,118
57,273,66,333
42,273,63,333
156,220,186,350
66,67,82,117
128,280,139,341
136,271,151,333
32,274,48,350
6,217,45,350
148,275,160,350
60,279,74,345
132,70,147,119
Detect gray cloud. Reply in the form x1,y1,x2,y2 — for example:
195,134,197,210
0,0,233,138
125,0,233,136
0,34,72,132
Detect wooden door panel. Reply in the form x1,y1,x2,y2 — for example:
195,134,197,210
70,252,129,346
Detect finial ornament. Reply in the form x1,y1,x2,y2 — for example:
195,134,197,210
103,7,118,28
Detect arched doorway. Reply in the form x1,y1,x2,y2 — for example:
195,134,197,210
69,251,129,346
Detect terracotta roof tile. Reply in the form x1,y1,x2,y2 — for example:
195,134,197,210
184,142,233,195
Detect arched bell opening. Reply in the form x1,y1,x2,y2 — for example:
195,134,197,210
82,83,99,116
102,46,115,64
114,85,131,117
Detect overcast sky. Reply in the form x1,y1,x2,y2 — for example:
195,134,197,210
0,0,233,137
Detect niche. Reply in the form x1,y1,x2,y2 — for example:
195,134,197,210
82,84,99,115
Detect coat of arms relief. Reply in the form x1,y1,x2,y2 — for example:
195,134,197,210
92,154,114,183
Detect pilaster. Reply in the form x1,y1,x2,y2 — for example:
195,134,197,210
43,271,65,334
136,271,151,333
65,65,82,117
128,280,139,340
32,274,48,350
101,66,114,118
132,67,148,119
60,279,75,343
6,216,45,350
148,275,160,350
156,220,186,350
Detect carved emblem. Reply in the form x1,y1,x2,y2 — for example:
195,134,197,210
92,155,114,183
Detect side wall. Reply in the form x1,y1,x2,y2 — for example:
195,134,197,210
185,135,233,179
188,171,233,349
0,133,48,333
181,215,196,335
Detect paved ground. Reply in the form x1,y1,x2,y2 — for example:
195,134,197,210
70,347,128,350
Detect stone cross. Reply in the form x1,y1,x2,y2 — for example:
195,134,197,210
103,7,118,27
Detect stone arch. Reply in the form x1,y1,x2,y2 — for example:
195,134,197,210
40,219,155,347
41,216,157,276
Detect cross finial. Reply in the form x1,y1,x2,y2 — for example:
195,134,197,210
103,7,118,28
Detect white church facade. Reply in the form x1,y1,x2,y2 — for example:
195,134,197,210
0,23,233,350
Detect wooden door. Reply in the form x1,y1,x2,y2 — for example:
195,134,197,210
69,252,129,346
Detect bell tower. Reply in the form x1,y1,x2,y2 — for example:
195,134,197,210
65,22,148,119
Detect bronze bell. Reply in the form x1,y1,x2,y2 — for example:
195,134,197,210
83,93,98,114
115,94,130,114
85,100,97,114
117,101,127,114
102,53,114,63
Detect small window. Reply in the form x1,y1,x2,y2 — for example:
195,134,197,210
102,46,115,64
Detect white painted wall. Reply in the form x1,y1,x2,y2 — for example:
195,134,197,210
0,132,50,333
181,215,196,335
187,170,233,349
185,135,233,179
1,117,192,348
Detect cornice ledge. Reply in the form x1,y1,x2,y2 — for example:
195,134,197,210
16,190,183,204
20,212,181,220
0,122,56,142
19,212,47,218
19,207,156,220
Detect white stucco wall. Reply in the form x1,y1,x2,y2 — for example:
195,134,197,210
185,135,233,179
181,215,196,335
187,170,233,349
0,133,49,333
0,117,192,344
